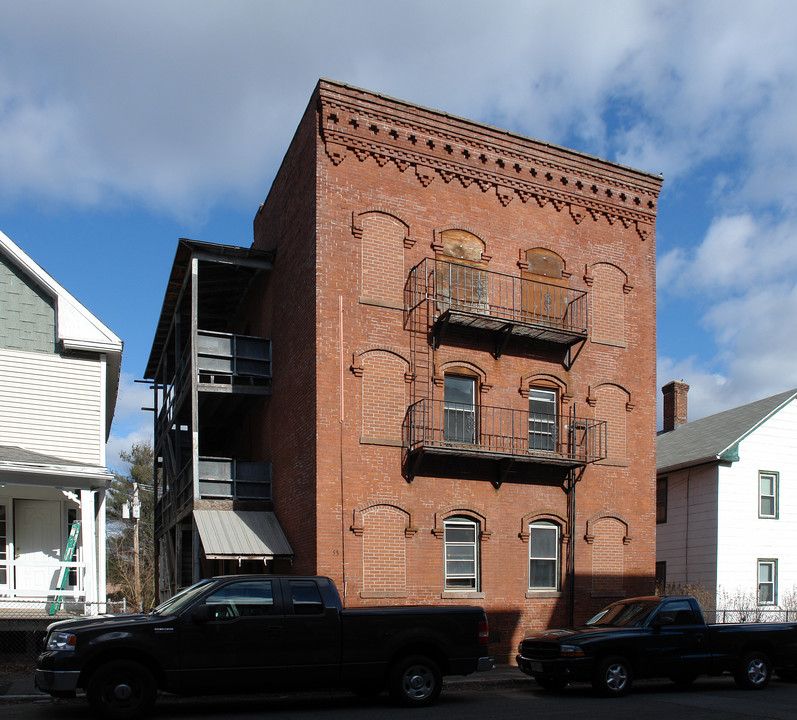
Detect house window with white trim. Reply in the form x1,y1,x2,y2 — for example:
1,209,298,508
0,504,7,586
758,559,777,605
759,471,778,519
444,517,479,590
529,521,559,590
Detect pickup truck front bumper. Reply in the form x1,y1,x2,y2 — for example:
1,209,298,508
516,653,594,684
35,669,80,697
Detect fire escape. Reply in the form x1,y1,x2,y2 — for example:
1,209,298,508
403,257,606,486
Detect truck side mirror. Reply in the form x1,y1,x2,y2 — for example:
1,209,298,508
191,605,213,624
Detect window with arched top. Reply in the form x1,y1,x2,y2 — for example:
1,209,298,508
444,374,477,444
444,516,480,590
521,248,569,326
529,521,561,590
435,230,488,313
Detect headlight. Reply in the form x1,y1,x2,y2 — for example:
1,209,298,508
559,644,584,657
47,632,77,652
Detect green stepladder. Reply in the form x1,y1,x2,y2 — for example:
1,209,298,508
47,521,81,615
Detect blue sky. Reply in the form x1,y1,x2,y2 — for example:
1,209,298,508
2,0,797,472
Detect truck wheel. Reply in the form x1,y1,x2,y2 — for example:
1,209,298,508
388,654,442,707
734,650,771,690
87,660,157,720
592,655,633,697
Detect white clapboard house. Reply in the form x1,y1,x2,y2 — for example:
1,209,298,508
0,229,122,614
657,381,797,611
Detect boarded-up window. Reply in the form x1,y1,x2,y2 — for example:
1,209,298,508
591,518,625,592
594,385,627,462
590,263,626,346
360,213,406,303
362,505,407,594
361,351,407,441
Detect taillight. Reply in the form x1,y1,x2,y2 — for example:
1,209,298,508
478,619,489,644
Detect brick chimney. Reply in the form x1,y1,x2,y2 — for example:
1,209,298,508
662,381,689,431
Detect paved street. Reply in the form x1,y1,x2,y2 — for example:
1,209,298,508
3,674,797,720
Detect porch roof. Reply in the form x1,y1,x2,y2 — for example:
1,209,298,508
0,445,113,490
193,509,293,560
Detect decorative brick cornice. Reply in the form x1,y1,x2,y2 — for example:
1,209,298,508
318,85,660,239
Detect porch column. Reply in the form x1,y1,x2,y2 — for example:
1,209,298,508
80,489,98,614
96,486,107,611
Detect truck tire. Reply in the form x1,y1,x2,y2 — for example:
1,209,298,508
592,655,633,697
87,659,157,720
734,650,771,690
388,654,442,707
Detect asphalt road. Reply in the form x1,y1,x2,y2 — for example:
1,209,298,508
3,675,797,720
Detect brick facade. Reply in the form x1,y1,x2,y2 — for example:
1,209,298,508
151,80,661,662
242,81,662,660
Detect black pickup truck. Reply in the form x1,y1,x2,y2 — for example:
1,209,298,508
517,595,797,696
36,575,493,718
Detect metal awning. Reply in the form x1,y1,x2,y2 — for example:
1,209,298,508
193,510,293,560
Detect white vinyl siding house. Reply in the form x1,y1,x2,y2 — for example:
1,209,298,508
0,230,121,613
0,349,105,464
657,388,797,609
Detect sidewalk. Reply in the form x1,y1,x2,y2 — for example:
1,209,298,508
0,664,529,702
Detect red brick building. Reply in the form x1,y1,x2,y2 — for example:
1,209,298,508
145,80,661,660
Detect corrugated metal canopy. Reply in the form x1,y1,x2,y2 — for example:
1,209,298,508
193,510,293,560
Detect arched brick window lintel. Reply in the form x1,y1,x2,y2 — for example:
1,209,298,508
586,382,633,410
584,512,631,544
352,208,412,247
433,505,489,540
432,227,491,262
351,500,417,537
518,510,568,542
519,372,569,400
434,360,487,388
351,346,411,377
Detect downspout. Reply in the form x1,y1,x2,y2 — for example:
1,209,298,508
567,467,577,626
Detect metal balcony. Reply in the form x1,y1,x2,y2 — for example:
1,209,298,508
403,398,606,481
406,258,588,352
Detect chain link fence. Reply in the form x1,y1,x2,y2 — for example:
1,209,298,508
0,598,129,662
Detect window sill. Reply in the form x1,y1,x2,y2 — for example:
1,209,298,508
359,436,403,447
359,296,403,311
359,591,408,599
441,591,485,600
525,590,562,599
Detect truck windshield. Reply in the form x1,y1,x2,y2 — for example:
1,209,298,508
151,579,214,616
586,599,660,627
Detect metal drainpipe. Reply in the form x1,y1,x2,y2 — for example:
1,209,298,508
567,467,577,627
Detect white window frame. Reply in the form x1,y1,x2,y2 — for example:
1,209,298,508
758,471,778,519
529,387,557,452
444,517,479,590
529,521,560,591
757,559,777,605
0,503,7,588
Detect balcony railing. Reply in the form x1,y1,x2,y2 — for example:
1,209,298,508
403,398,606,467
406,258,588,346
156,457,272,533
198,458,273,501
197,330,272,384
